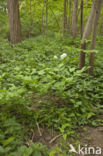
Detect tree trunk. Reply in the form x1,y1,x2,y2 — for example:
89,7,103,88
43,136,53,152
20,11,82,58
80,0,83,38
45,0,48,34
29,0,33,38
78,0,96,69
88,0,103,75
67,0,72,34
41,0,45,34
63,0,67,35
7,0,21,44
72,0,78,38
49,6,60,31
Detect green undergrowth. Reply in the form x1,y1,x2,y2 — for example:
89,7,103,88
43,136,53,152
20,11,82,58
0,34,103,155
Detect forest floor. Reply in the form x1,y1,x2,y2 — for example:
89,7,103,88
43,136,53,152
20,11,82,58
78,126,103,156
1,36,103,155
32,114,103,156
78,117,103,156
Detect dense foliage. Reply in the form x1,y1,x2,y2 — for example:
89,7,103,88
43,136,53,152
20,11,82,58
0,34,103,155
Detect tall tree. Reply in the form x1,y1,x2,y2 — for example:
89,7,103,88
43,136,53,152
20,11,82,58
67,0,72,34
41,0,48,36
7,0,21,44
41,0,45,34
63,0,67,35
72,0,78,38
80,0,83,38
45,0,48,34
89,0,103,75
78,0,96,69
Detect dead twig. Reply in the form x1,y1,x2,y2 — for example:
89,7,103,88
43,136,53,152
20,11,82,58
36,122,42,136
49,134,63,144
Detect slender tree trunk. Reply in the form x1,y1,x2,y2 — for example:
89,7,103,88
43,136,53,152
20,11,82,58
45,0,48,34
29,0,33,38
67,0,72,34
49,6,60,31
89,0,103,75
41,0,45,34
63,0,67,35
78,0,96,69
80,0,83,38
7,0,21,44
72,0,78,38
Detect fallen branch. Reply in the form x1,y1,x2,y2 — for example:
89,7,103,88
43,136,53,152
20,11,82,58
36,122,42,136
49,134,63,144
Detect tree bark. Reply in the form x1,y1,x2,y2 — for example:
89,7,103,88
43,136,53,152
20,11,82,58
80,0,83,38
7,0,21,44
67,0,72,34
89,0,103,75
63,0,67,35
72,0,78,38
79,0,96,69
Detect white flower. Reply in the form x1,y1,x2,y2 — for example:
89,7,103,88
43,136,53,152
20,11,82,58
60,53,67,59
54,55,58,59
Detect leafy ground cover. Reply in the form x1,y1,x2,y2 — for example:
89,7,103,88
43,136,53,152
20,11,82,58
0,34,103,156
